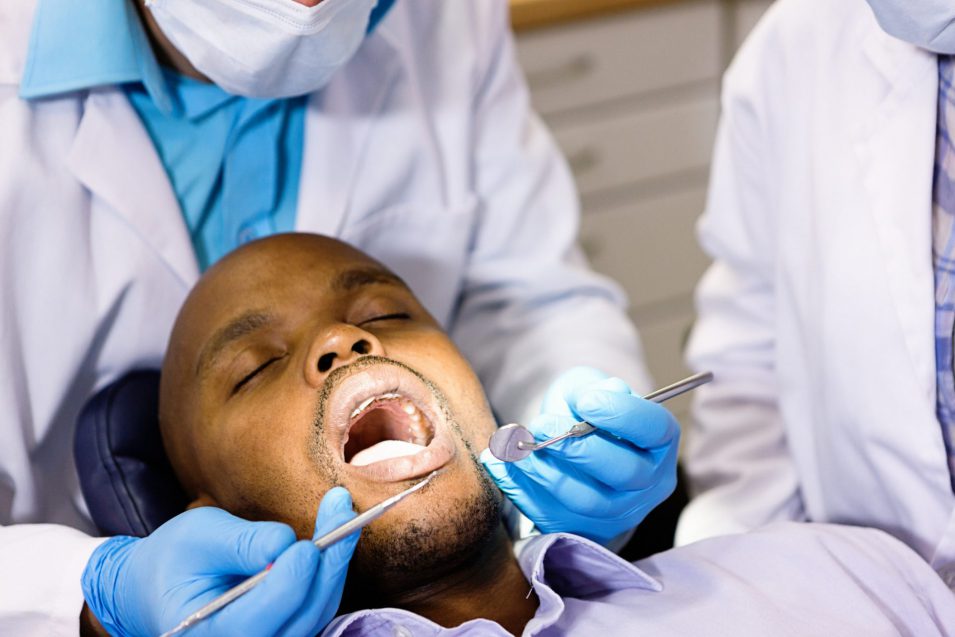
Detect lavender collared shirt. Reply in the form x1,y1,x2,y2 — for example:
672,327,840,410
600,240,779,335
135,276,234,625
323,523,955,636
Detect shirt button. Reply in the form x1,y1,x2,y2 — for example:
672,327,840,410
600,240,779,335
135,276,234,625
392,625,414,637
237,227,258,245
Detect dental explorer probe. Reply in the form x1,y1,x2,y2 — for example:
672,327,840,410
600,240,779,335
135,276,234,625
487,371,714,463
158,470,441,637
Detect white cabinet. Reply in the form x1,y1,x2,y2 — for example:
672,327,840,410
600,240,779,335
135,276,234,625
580,188,711,418
553,97,719,199
730,0,775,50
515,0,773,398
515,0,736,392
580,188,710,312
516,2,723,117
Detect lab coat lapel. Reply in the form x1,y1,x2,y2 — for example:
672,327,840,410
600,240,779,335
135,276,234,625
853,28,938,393
295,29,403,236
67,89,199,286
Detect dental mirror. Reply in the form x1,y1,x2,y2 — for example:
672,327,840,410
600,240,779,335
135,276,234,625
487,371,714,463
488,423,536,463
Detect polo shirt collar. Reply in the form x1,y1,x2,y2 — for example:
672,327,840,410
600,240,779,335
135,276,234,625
19,0,398,115
19,0,173,114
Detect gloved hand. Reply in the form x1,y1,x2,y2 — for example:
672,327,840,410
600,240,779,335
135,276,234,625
82,487,359,637
481,367,679,545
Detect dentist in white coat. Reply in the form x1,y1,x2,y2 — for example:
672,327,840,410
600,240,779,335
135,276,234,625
678,0,955,584
0,0,683,635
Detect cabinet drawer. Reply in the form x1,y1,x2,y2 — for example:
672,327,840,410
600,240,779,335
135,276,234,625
638,310,697,420
733,0,774,50
515,0,722,116
553,96,718,198
581,188,710,310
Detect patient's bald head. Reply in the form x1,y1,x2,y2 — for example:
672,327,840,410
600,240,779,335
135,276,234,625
159,234,503,596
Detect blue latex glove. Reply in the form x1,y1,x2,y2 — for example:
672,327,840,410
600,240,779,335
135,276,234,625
481,367,679,545
82,487,359,637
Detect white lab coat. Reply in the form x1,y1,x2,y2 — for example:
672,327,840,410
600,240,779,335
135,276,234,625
0,1,650,633
677,0,955,577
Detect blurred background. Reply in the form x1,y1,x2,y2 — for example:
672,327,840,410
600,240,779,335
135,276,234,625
509,0,773,422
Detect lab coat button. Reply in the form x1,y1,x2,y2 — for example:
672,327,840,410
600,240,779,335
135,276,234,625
392,625,414,637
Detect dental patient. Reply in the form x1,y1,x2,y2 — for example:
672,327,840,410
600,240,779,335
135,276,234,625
158,234,955,636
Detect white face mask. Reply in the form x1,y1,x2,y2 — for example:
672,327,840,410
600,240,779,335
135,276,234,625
865,0,955,53
145,0,378,98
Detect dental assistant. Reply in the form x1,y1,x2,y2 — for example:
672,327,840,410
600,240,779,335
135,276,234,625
678,0,955,578
0,0,679,635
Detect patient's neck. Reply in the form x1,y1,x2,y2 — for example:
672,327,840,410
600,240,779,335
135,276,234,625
351,526,538,635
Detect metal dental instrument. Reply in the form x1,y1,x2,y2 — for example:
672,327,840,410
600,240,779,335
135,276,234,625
487,371,714,463
158,470,441,637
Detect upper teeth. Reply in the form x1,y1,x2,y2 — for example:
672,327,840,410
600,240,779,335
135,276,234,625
347,393,432,446
350,393,400,419
408,409,428,443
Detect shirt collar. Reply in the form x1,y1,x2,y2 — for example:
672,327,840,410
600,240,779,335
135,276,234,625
519,533,661,624
518,533,662,594
20,0,397,115
322,534,662,636
158,68,239,120
19,0,173,113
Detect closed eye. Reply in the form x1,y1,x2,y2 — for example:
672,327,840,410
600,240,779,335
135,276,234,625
360,313,411,325
233,356,282,394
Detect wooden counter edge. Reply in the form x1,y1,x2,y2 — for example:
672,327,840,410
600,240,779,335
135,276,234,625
510,0,682,31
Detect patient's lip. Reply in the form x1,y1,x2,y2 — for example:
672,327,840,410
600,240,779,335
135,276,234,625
323,361,456,482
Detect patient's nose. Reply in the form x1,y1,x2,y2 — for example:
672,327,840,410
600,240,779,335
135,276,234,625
305,324,385,386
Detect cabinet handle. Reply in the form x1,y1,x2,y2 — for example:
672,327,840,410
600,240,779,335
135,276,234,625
580,235,602,260
526,53,595,90
566,147,599,176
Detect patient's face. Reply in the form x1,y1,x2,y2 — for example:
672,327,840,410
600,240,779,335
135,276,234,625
160,234,501,585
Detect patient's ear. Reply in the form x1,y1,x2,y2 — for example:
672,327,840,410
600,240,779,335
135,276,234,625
186,492,219,510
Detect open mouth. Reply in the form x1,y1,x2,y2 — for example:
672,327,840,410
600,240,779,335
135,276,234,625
345,393,435,466
323,358,457,482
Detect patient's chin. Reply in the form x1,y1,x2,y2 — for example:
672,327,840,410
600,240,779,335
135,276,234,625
343,462,502,602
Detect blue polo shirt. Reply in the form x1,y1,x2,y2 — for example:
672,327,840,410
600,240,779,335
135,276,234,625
20,0,395,270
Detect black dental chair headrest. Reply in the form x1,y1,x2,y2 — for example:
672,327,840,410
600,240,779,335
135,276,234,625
74,370,188,537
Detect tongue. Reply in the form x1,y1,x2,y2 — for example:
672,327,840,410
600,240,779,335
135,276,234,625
350,440,426,467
